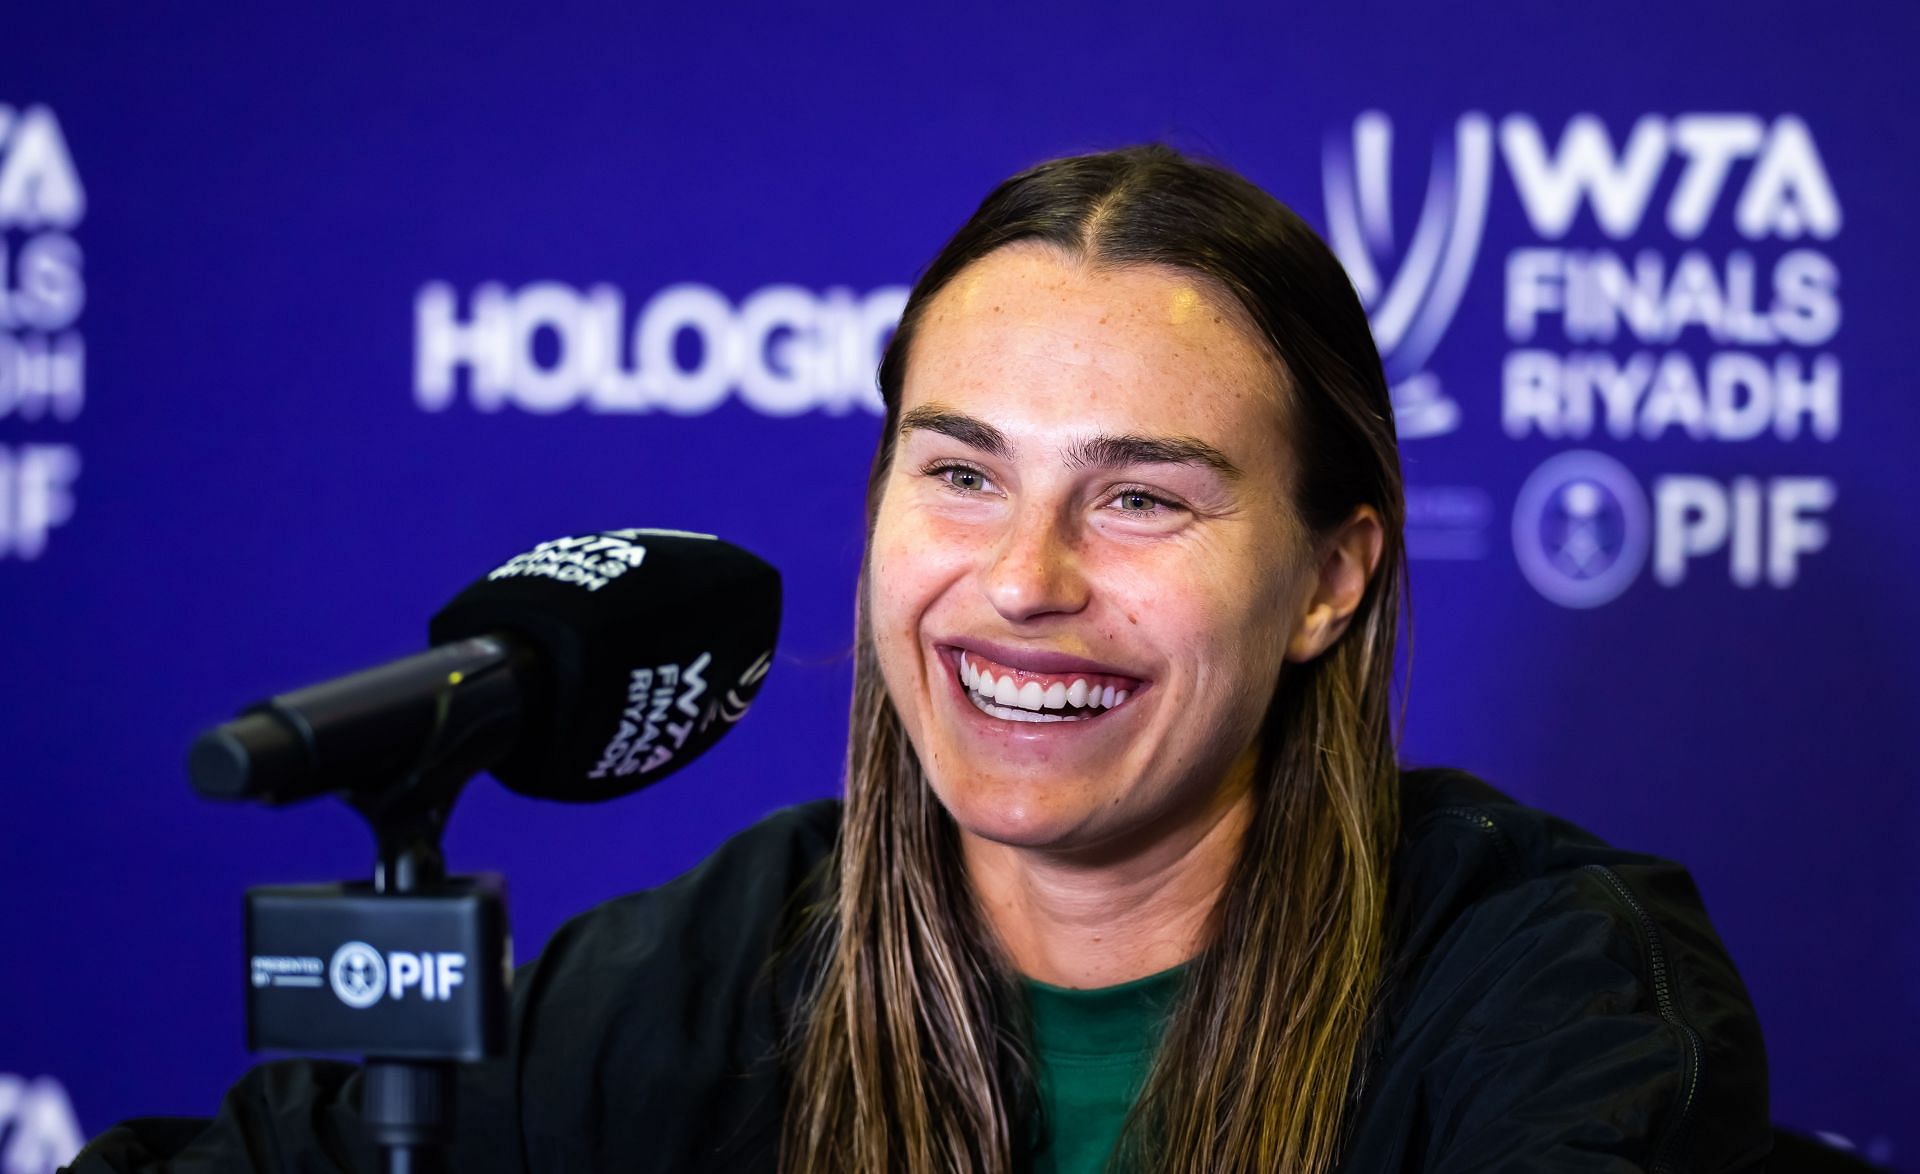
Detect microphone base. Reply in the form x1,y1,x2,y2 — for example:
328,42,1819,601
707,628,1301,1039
365,1060,454,1174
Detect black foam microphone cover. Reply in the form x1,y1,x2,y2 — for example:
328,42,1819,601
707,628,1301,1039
428,529,779,802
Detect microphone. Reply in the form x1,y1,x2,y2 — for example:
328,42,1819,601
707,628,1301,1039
190,528,781,805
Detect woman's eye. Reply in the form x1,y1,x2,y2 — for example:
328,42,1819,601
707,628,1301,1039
1109,487,1179,515
919,463,1181,519
923,463,994,494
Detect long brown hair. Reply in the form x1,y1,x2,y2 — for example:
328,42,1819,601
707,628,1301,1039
782,145,1407,1173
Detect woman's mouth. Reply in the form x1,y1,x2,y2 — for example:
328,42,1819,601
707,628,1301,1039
954,649,1141,724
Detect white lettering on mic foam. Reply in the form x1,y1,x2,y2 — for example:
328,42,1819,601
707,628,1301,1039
590,652,712,780
713,649,772,728
486,532,648,592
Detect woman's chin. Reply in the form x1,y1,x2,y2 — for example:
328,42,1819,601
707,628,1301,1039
930,777,1107,854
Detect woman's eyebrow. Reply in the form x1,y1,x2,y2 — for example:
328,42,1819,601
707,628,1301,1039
898,404,1243,480
1064,434,1242,479
898,405,1011,458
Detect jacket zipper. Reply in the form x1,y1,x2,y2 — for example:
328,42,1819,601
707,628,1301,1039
1425,807,1705,1172
1427,806,1522,882
1581,863,1705,1174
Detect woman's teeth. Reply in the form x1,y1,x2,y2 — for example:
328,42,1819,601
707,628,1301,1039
958,652,1130,723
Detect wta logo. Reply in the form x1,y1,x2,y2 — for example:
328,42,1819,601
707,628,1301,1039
0,1073,84,1173
1323,112,1492,440
1324,111,1840,442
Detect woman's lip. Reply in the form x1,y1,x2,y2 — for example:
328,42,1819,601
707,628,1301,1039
935,639,1147,687
935,644,1143,734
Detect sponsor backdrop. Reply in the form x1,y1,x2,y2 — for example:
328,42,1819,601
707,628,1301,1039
3,3,1914,1168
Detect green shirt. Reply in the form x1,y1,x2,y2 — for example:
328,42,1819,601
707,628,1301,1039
1023,965,1186,1174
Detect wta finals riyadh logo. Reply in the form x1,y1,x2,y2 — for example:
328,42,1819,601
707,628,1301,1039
1322,112,1493,439
1511,450,1651,609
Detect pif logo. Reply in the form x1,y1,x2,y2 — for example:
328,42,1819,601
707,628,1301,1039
329,941,387,1008
1512,450,1834,608
328,941,468,1008
1511,451,1649,608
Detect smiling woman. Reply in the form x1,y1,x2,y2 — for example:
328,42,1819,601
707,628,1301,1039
787,148,1408,1173
69,147,1770,1174
783,146,1767,1174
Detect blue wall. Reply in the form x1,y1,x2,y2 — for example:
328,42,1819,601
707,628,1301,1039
2,3,1913,1167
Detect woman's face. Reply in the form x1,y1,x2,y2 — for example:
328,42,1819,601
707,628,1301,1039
868,244,1325,857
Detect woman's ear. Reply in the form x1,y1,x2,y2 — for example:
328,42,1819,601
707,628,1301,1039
1285,505,1385,663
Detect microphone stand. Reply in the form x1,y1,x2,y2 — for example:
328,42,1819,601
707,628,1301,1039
356,801,459,1174
220,657,522,1174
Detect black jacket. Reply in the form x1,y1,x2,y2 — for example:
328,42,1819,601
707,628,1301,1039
68,768,1771,1172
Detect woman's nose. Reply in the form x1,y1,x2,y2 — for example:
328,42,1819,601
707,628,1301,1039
981,504,1089,623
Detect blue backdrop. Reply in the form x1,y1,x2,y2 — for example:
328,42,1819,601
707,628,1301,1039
3,3,1914,1169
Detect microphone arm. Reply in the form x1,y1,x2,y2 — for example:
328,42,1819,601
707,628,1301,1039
188,636,528,809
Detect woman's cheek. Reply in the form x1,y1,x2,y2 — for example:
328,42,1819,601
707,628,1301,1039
877,510,985,604
867,517,955,681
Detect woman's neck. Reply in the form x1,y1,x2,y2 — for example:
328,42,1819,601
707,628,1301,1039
959,774,1256,989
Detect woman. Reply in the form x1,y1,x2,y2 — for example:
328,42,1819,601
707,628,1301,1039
73,146,1769,1173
